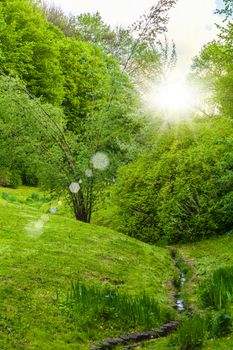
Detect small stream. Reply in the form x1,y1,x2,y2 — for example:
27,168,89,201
175,271,186,312
170,249,188,314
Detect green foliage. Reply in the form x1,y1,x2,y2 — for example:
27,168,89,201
2,192,17,202
0,168,22,188
0,0,144,222
216,0,233,17
41,2,76,37
109,118,233,243
64,281,171,336
1,190,54,208
211,309,233,338
172,314,207,350
43,9,162,83
193,14,233,117
0,0,64,104
74,13,161,82
200,266,233,310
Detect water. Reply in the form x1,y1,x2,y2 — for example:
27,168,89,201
176,272,186,312
176,299,185,312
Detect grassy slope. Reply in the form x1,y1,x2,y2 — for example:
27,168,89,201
0,187,175,350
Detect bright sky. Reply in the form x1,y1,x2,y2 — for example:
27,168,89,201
47,0,223,76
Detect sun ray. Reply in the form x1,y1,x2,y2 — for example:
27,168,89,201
145,78,201,122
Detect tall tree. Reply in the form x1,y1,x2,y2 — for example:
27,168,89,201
192,16,233,116
0,0,65,104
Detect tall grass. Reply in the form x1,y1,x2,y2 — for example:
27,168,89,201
64,281,172,337
173,314,207,350
200,265,233,310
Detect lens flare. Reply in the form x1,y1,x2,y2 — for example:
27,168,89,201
69,182,80,194
91,152,109,171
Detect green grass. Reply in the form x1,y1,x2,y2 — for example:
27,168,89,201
65,280,172,337
135,234,233,350
0,185,73,216
0,185,41,200
177,234,233,308
0,186,176,349
136,314,207,350
176,234,233,350
200,265,233,310
179,234,233,275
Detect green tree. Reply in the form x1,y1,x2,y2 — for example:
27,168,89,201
42,1,178,83
0,0,65,104
192,8,233,117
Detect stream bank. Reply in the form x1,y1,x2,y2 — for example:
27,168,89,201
170,248,189,314
91,248,189,349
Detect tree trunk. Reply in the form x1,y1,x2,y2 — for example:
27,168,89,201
71,191,91,223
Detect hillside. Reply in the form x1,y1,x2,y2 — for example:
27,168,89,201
2,187,233,350
0,187,175,350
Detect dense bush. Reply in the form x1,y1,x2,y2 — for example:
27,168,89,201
109,118,233,244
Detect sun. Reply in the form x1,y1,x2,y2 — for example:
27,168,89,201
149,79,198,116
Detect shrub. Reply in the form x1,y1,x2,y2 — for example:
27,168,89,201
25,193,54,206
9,171,22,189
0,168,10,187
2,192,17,203
1,190,54,208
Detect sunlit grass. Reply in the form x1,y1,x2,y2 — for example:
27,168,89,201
0,187,175,349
